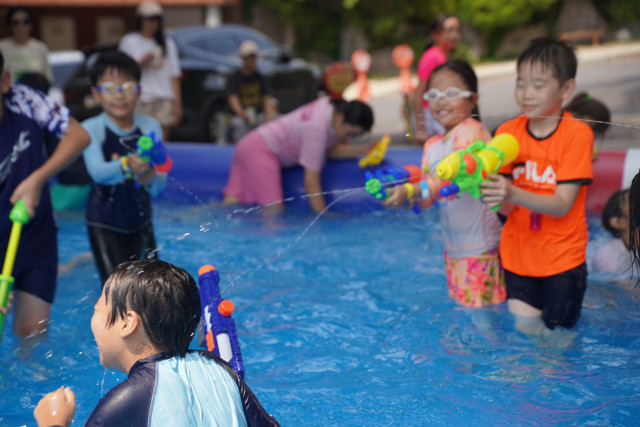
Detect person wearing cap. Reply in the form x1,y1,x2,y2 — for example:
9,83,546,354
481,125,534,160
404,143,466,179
226,40,277,143
118,1,182,142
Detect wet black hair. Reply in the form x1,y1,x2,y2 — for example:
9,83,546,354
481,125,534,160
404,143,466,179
428,59,481,120
6,7,33,28
89,50,141,86
331,99,374,131
136,15,167,57
17,72,50,93
601,189,629,238
565,92,611,137
517,37,577,86
425,13,460,50
104,260,201,358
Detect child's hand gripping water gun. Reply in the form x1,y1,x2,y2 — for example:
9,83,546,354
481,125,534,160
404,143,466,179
365,164,422,200
198,265,244,378
364,164,423,213
0,200,30,342
436,133,519,209
135,131,173,174
359,134,391,168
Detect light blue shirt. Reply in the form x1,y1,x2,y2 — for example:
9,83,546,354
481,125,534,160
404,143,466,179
81,112,166,196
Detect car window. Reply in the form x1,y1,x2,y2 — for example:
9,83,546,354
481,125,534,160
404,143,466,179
205,34,238,57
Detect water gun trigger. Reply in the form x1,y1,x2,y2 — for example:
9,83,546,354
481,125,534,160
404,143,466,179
359,134,391,168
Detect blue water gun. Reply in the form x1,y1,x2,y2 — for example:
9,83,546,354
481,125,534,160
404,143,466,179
364,164,422,200
198,265,244,378
136,131,173,173
364,164,423,213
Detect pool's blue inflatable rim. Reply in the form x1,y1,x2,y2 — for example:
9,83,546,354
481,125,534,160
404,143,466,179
53,143,630,213
162,143,424,213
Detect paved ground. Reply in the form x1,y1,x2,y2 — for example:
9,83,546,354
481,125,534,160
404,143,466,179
344,41,640,148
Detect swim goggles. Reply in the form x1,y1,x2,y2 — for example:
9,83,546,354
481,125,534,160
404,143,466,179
93,81,141,95
423,87,473,103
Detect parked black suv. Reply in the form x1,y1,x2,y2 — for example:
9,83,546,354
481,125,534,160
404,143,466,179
62,24,323,143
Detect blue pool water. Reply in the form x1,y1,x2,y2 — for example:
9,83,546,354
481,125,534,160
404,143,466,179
1,196,640,426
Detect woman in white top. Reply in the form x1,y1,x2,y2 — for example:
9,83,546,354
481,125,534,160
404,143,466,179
118,1,182,142
0,7,51,83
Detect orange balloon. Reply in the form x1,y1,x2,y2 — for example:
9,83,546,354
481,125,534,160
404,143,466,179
392,44,415,94
323,61,354,98
350,49,371,73
392,44,414,69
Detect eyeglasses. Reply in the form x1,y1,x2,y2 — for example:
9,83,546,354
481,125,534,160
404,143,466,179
93,81,140,95
423,87,473,103
10,19,31,26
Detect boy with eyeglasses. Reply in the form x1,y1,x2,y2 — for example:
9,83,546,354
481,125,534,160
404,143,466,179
480,38,593,333
82,50,166,284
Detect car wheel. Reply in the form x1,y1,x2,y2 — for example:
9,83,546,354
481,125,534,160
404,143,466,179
202,100,231,144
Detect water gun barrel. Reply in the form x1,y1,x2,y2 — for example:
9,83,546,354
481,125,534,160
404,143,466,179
0,200,30,342
476,133,519,174
435,152,461,181
197,265,244,378
439,183,460,198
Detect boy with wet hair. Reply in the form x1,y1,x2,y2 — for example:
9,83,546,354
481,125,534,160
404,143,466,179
34,259,280,427
82,50,166,284
0,50,90,339
481,37,594,332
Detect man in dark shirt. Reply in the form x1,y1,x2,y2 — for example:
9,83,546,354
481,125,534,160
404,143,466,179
227,40,277,142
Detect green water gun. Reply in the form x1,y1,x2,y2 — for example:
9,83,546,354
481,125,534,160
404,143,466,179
0,200,30,342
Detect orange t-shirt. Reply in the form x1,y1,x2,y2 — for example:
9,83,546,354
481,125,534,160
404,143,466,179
497,111,594,277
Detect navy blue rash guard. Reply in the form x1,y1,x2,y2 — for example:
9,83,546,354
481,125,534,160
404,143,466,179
85,350,280,427
0,84,69,303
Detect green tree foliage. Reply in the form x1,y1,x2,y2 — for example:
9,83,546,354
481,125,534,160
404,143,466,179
457,0,556,32
594,0,640,27
250,0,561,61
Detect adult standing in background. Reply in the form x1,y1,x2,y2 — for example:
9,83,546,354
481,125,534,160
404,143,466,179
227,40,277,143
412,13,461,144
0,7,52,84
119,1,182,142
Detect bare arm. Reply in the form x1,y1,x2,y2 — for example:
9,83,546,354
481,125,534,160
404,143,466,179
326,141,376,160
11,118,90,216
228,94,249,122
172,77,183,125
413,79,428,143
263,95,276,122
304,168,326,212
481,174,582,217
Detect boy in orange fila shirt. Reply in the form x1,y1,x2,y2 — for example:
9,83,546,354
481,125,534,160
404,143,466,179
481,38,593,332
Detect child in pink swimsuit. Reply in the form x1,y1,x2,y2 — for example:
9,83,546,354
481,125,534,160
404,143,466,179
223,96,375,213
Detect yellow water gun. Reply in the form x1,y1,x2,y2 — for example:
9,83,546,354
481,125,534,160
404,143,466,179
0,200,30,342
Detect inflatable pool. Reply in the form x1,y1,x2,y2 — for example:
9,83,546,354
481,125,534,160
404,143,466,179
160,143,640,213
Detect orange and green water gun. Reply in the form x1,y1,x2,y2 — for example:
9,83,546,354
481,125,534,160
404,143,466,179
436,133,519,208
0,200,30,342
